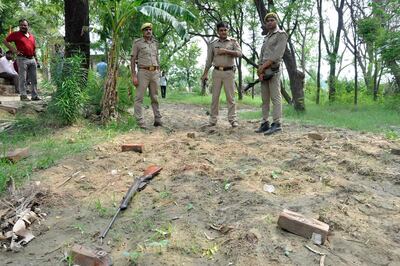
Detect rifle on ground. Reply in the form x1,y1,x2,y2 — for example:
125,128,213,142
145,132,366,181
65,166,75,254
100,165,162,242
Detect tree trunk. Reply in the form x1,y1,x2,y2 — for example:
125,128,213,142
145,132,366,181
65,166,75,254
316,0,322,104
320,0,344,101
254,0,305,111
387,60,400,91
101,40,119,122
284,48,305,110
64,0,90,69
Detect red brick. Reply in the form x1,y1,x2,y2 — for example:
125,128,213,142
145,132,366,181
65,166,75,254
277,209,329,244
121,143,144,153
1,147,29,163
71,244,112,266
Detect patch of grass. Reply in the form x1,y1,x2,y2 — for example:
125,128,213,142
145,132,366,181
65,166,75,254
93,199,109,217
72,223,86,234
123,250,142,265
202,244,219,259
0,113,140,193
164,91,262,108
239,100,400,134
159,190,172,199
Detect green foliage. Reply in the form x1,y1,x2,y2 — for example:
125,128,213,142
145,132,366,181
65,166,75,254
49,56,88,125
168,42,202,92
116,67,135,111
138,2,196,39
86,70,104,115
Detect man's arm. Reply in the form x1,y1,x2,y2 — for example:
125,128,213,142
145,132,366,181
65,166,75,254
131,41,139,86
2,39,19,55
201,42,214,80
217,39,242,58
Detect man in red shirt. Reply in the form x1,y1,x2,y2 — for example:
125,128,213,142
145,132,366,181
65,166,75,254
3,19,40,101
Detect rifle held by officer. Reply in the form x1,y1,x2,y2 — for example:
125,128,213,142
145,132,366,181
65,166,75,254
100,165,162,242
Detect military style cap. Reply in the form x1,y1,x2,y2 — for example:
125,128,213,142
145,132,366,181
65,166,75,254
141,22,153,31
264,12,279,22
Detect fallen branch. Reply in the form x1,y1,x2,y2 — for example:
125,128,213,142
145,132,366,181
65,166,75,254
320,254,326,266
305,245,326,256
57,170,81,188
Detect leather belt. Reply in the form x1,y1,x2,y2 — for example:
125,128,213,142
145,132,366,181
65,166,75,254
214,66,234,71
18,55,34,59
140,66,159,71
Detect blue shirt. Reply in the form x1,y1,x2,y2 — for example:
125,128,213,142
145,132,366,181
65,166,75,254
96,61,107,78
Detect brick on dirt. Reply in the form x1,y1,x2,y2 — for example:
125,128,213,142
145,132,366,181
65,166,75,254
70,244,112,266
1,147,29,163
278,209,330,244
121,143,144,153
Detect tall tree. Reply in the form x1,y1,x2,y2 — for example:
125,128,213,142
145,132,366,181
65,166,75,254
318,0,345,101
64,0,90,69
316,0,323,104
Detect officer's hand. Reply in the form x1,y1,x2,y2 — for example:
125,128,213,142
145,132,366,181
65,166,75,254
216,48,227,55
257,66,264,76
132,76,139,86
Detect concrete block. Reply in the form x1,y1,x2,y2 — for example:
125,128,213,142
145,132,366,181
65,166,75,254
278,209,329,244
121,143,144,153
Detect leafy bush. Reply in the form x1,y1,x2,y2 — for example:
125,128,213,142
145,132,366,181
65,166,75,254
48,56,88,125
86,70,104,115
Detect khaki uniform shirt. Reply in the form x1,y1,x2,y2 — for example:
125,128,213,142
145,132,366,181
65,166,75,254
259,28,288,67
131,37,159,68
205,37,242,70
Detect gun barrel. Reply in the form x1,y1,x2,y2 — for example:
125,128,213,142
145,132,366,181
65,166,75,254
99,207,121,240
99,165,162,241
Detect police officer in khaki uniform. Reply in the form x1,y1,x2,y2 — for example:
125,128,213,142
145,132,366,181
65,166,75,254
131,23,162,129
201,21,242,128
256,13,288,135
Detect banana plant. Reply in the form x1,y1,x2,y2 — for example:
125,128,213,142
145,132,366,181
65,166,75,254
99,0,195,122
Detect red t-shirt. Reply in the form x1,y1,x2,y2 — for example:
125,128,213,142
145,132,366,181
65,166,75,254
6,31,36,57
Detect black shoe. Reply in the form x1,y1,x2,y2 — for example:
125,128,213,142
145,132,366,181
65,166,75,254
20,95,31,102
264,122,282,135
255,121,270,133
154,121,163,127
31,96,41,101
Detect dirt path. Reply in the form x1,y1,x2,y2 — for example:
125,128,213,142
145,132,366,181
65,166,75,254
1,103,400,265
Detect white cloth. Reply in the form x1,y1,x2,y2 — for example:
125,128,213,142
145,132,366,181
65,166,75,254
0,57,17,75
160,76,167,86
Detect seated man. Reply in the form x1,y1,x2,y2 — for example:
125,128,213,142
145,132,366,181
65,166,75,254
0,51,19,93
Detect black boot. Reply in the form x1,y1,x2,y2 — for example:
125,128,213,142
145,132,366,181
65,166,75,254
255,121,270,133
264,122,282,135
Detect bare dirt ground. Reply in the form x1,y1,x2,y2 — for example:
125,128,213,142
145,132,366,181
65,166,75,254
1,103,400,266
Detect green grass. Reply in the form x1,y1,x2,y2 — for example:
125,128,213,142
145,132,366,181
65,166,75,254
164,91,400,134
0,114,140,193
164,90,262,108
239,100,400,134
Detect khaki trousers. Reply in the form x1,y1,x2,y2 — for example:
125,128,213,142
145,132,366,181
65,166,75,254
260,72,282,124
209,69,237,124
134,69,162,124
